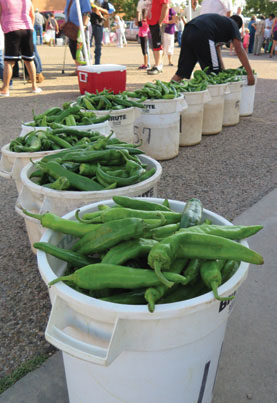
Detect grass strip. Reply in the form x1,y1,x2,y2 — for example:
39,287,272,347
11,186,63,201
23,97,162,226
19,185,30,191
0,354,49,395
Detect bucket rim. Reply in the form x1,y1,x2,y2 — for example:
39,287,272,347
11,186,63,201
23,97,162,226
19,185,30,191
37,197,250,319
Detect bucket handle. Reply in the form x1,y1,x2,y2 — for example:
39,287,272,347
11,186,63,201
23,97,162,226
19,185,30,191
45,295,127,366
0,167,12,179
203,90,212,103
224,85,231,95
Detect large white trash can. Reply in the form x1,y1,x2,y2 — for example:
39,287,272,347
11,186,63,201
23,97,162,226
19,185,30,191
134,96,187,160
239,75,258,117
223,81,243,127
202,84,229,135
180,90,211,146
37,198,250,403
15,156,162,253
0,143,61,193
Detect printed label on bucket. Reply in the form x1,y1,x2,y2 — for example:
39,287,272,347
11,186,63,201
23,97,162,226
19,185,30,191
109,114,127,126
142,104,156,113
218,291,236,314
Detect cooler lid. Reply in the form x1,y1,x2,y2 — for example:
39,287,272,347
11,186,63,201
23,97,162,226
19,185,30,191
77,64,126,73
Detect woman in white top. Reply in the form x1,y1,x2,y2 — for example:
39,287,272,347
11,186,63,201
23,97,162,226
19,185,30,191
114,15,125,48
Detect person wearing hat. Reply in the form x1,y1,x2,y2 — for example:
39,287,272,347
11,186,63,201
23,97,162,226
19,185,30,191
34,8,44,45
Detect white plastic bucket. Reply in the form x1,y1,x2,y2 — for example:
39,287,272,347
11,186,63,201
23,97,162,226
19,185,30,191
0,143,61,193
239,75,258,117
202,84,229,135
15,156,162,253
134,96,187,160
37,198,250,403
20,120,111,137
56,38,64,46
223,81,243,127
94,107,141,144
180,90,211,146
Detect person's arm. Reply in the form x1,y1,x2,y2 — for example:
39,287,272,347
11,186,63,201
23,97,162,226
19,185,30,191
29,3,35,26
159,3,170,25
271,18,277,35
171,73,183,82
232,38,255,85
82,13,90,27
55,19,59,32
216,45,225,69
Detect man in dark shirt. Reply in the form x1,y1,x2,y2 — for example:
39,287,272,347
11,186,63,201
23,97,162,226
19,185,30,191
171,13,255,85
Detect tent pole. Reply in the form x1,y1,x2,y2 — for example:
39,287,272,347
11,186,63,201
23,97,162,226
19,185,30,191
75,0,91,65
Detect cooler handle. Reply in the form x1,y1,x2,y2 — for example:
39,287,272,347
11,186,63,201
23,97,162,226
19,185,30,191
79,72,88,83
45,296,127,366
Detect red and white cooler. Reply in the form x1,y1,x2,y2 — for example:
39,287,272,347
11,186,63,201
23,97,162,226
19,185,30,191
77,64,127,95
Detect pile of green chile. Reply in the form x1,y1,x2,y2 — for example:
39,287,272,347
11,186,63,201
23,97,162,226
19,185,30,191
27,103,110,128
9,128,110,153
29,136,155,191
26,196,264,313
123,80,182,100
74,89,147,110
224,66,257,76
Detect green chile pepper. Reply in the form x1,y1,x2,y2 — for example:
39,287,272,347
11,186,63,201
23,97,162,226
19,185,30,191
101,238,158,265
37,160,104,191
23,210,101,237
148,232,264,288
145,258,188,313
180,198,203,228
112,196,172,212
100,289,147,305
180,223,263,240
72,217,163,255
33,242,96,268
200,260,232,301
48,263,190,290
89,207,180,225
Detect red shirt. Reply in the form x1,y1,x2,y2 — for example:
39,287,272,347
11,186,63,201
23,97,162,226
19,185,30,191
147,0,169,26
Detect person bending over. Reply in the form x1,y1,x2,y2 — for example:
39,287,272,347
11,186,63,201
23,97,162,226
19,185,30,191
171,13,255,86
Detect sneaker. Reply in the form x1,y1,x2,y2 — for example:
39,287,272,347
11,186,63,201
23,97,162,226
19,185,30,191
147,66,161,75
138,65,147,70
31,88,42,94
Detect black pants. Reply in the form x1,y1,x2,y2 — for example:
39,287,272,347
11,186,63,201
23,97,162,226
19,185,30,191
176,25,221,79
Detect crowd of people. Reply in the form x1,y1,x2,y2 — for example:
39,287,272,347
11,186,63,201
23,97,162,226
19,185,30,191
135,0,276,76
0,0,276,96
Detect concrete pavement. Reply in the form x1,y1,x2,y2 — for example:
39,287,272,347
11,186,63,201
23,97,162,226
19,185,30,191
1,189,276,403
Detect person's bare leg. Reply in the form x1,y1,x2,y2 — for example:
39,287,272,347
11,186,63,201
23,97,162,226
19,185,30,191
144,54,147,66
24,60,38,91
1,61,14,94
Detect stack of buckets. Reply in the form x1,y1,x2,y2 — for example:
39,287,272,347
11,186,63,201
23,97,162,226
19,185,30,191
179,75,257,148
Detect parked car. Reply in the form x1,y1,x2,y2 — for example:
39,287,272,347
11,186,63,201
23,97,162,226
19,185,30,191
124,20,139,42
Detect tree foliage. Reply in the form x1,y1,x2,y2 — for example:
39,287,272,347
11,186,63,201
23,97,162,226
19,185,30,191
111,0,139,20
244,0,277,17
